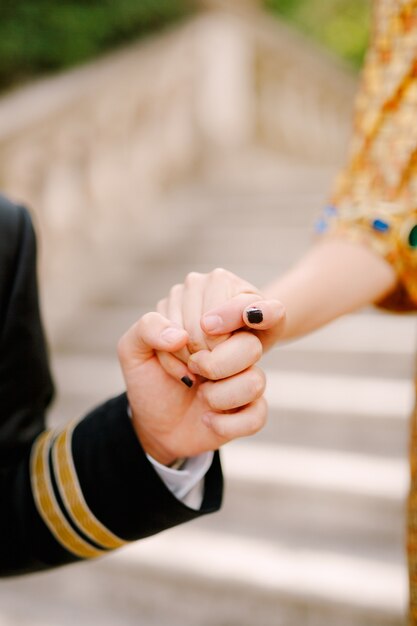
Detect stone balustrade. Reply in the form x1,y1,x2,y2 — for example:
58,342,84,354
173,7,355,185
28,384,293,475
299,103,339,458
0,8,357,336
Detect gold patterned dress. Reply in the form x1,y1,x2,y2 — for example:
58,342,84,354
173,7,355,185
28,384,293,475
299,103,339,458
317,1,417,622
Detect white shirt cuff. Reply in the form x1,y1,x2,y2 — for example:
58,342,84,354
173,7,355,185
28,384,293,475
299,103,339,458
147,451,214,510
127,405,213,509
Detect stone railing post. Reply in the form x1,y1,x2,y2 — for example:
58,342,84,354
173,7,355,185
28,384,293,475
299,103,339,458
193,13,256,155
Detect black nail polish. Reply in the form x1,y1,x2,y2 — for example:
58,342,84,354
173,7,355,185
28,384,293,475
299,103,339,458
246,307,263,324
181,376,193,388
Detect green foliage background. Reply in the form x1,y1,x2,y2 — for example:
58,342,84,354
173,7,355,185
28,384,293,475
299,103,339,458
0,0,371,93
0,0,193,92
265,0,372,68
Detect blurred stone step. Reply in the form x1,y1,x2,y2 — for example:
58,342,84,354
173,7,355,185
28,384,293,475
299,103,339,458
264,350,413,380
260,369,412,456
166,188,325,227
0,524,406,626
261,404,409,458
0,592,123,626
188,221,311,242
136,209,314,272
263,309,415,383
115,529,407,625
118,527,407,625
265,369,412,421
276,313,416,358
141,189,324,268
0,527,405,626
215,442,408,557
169,226,313,266
126,259,293,299
200,150,336,196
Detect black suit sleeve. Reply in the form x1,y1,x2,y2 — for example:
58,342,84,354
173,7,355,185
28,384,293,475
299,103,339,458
0,199,222,577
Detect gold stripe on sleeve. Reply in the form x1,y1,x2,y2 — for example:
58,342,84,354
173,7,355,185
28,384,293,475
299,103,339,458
30,431,105,560
52,422,127,550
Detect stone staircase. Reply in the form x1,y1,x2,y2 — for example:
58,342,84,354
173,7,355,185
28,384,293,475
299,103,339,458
0,151,414,625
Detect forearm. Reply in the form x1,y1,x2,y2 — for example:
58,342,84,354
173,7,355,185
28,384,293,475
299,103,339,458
0,396,136,576
263,237,397,342
0,395,222,576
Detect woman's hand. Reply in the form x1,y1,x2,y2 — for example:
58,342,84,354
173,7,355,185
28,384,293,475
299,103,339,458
155,268,286,380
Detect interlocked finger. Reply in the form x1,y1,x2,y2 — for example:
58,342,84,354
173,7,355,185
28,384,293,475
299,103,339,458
188,332,263,380
205,397,268,441
199,366,266,412
182,272,210,354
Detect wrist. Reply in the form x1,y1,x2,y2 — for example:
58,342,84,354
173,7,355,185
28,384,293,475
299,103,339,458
131,415,178,466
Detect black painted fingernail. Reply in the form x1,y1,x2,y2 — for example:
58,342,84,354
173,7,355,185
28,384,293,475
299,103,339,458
181,376,193,388
246,307,263,324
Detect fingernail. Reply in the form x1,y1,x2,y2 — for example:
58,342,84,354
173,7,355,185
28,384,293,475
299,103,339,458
160,327,185,343
202,314,223,332
246,307,263,324
181,376,193,388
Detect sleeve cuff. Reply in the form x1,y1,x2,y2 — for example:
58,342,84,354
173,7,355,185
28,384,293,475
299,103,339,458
147,451,214,509
28,395,223,567
316,204,417,312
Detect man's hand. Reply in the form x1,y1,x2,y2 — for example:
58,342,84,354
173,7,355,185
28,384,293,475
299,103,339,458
118,312,267,466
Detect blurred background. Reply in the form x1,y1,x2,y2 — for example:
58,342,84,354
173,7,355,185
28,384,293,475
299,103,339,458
0,1,414,624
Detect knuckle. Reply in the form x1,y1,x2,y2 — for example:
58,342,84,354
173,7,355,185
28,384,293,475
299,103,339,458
140,311,157,327
135,312,162,339
185,271,202,286
192,351,222,379
247,335,263,362
248,368,266,399
211,267,236,284
240,279,259,294
169,283,182,297
208,399,222,412
212,418,228,439
246,410,266,435
247,378,263,402
206,391,222,411
202,360,222,380
258,399,268,427
187,337,206,355
156,298,167,312
211,267,228,277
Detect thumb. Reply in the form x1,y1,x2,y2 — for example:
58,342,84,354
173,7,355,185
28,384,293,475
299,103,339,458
201,295,285,335
118,312,189,366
